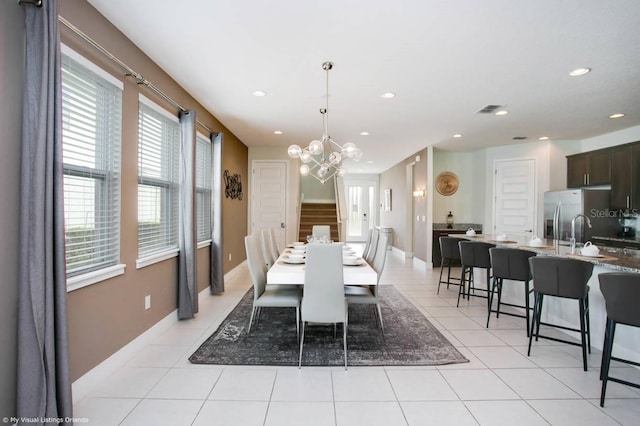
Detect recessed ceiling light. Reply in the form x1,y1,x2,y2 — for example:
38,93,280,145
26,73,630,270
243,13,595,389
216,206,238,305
367,161,374,164
453,134,463,138
360,131,370,136
609,113,625,119
381,92,396,99
569,68,591,77
495,110,508,116
273,130,283,135
252,90,267,97
539,136,550,141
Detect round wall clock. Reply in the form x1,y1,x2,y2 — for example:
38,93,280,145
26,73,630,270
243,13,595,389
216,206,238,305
435,172,459,196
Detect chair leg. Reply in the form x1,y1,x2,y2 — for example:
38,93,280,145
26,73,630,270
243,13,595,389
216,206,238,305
578,299,588,371
376,303,384,332
446,262,452,289
524,281,531,337
437,259,446,294
486,276,498,328
343,312,349,370
496,277,503,318
457,266,466,307
535,294,544,340
248,306,257,333
298,322,306,368
600,319,616,407
528,292,540,356
296,306,300,339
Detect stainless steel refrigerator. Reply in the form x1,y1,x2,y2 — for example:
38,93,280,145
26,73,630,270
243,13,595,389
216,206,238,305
544,189,618,243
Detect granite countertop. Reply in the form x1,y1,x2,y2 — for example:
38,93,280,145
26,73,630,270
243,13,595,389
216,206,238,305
591,235,640,244
452,234,640,273
433,223,482,231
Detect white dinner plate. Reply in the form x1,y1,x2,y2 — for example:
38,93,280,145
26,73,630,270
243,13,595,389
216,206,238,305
283,257,305,264
343,258,366,266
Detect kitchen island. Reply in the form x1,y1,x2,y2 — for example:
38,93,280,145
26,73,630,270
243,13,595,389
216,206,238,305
452,233,640,364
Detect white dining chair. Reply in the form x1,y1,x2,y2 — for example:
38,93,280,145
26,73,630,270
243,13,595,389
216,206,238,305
365,228,380,264
268,227,281,258
361,228,374,260
345,233,388,332
260,228,277,269
245,234,301,337
311,225,331,240
299,243,348,369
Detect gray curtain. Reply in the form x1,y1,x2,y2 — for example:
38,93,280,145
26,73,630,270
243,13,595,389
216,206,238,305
210,132,224,294
17,0,73,424
178,110,198,319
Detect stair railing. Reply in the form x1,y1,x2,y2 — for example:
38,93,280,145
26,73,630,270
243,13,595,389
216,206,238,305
334,177,347,242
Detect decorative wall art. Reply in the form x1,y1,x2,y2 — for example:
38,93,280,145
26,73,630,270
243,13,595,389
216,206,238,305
435,171,459,196
224,169,243,200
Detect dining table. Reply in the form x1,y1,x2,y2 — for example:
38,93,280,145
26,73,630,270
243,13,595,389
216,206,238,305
266,243,378,285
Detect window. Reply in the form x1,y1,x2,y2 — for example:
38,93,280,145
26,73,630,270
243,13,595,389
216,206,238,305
137,96,180,259
196,133,212,243
61,46,123,280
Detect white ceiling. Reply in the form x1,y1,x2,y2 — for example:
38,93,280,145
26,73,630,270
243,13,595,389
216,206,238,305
87,0,640,174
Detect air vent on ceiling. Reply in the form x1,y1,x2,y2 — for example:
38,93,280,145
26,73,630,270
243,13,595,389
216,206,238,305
512,136,527,140
476,105,502,114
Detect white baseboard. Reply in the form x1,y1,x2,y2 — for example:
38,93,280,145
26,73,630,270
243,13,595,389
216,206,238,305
71,264,244,403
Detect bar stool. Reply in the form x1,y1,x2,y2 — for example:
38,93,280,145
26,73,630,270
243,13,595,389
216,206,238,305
457,241,495,308
528,257,593,371
598,272,640,407
487,248,536,336
437,236,465,294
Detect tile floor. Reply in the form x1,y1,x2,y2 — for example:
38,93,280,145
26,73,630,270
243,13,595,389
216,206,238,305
74,248,640,425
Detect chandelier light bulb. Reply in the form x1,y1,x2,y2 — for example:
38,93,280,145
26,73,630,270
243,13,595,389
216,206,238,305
309,139,324,155
300,164,310,176
287,144,302,158
300,150,312,163
329,151,342,165
337,168,345,177
341,142,357,157
352,148,363,162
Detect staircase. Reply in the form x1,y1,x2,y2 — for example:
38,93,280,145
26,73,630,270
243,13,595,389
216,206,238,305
298,202,340,242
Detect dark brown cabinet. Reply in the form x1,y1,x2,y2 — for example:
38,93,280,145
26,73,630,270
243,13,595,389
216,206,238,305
567,149,611,188
610,142,640,210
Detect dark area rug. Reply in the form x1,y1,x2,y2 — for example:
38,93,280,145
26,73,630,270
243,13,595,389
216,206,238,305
189,286,469,367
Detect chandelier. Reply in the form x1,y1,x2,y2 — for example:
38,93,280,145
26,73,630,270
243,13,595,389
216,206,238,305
287,61,362,184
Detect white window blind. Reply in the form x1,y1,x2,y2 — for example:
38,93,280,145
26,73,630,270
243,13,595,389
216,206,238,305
138,98,180,257
196,134,212,242
61,48,123,278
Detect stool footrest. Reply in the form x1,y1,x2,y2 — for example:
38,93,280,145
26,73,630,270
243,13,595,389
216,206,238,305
533,333,583,348
610,355,640,368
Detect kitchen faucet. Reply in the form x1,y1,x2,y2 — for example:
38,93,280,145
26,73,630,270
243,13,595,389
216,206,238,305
570,213,592,254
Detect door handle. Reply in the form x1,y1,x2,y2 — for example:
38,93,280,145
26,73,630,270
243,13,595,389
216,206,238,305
524,229,533,233
280,222,285,228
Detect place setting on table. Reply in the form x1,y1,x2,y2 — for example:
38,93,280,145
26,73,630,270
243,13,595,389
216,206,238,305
279,241,367,266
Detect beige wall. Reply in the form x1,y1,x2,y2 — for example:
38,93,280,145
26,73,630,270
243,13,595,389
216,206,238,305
0,1,23,416
433,150,485,225
60,0,248,380
379,149,428,258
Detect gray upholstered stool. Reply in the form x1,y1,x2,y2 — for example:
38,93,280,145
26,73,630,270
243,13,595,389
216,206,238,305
528,257,594,371
457,241,495,308
598,272,640,407
437,236,465,294
487,248,536,336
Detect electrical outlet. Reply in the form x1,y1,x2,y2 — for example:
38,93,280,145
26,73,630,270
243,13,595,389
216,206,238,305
144,295,151,310
228,253,232,261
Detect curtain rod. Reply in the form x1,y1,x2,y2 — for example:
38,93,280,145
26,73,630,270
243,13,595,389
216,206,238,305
58,15,216,135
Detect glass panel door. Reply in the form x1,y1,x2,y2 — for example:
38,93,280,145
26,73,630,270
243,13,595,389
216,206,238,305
345,181,377,242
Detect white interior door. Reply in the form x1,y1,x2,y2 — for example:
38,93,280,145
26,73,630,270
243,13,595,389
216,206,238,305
344,181,376,242
493,159,536,238
251,161,287,249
